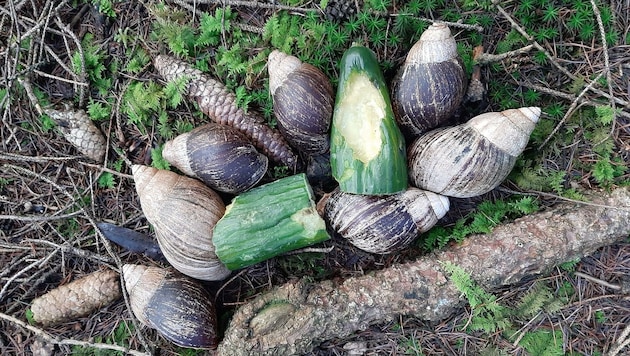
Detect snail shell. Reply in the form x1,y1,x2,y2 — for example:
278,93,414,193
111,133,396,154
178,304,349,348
162,123,268,194
391,23,467,138
45,108,107,161
408,107,541,198
132,165,230,281
122,264,218,349
30,269,120,326
268,50,334,154
324,188,449,254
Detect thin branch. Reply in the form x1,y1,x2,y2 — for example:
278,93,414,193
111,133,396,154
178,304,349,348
538,71,606,149
174,0,318,13
0,312,150,356
574,271,621,291
474,45,534,65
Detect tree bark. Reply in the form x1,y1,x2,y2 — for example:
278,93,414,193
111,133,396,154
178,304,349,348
217,188,630,355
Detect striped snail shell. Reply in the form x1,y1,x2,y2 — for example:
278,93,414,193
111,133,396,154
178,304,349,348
122,264,218,349
132,165,230,281
324,188,449,254
162,123,268,194
268,50,334,154
391,23,467,138
408,107,541,198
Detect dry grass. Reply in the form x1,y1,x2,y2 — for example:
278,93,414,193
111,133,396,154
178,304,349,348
1,0,629,355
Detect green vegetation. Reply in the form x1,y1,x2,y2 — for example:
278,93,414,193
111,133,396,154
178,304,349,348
422,196,539,250
444,263,573,355
71,320,134,355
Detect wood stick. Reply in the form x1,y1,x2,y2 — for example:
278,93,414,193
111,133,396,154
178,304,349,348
218,187,630,355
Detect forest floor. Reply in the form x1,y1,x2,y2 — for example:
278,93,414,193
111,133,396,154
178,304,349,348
1,0,629,355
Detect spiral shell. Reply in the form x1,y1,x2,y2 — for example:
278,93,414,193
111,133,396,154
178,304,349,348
122,264,218,349
268,50,334,154
45,108,107,161
324,188,449,254
408,107,541,198
391,23,467,138
132,165,230,281
162,123,268,194
30,269,120,326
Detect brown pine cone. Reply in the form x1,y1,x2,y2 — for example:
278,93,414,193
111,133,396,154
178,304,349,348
30,269,121,326
45,108,107,161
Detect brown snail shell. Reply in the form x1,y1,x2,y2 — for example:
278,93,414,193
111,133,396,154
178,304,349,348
324,188,449,254
30,269,120,326
391,23,467,138
122,264,218,349
132,165,230,281
162,123,268,194
408,107,541,198
45,108,107,161
268,50,334,154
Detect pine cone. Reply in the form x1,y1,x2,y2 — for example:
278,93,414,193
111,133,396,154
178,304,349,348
45,108,107,161
324,0,360,22
30,269,121,326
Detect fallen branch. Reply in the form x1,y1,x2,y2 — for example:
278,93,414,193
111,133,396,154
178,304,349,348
218,187,630,355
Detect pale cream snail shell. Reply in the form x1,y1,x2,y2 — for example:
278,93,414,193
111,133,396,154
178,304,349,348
132,165,230,281
408,107,541,198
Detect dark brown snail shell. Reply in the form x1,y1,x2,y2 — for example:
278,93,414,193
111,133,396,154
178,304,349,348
122,264,218,349
162,123,268,194
324,188,449,254
268,50,334,154
391,23,467,138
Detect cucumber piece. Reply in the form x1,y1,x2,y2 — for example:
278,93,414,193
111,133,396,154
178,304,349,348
330,44,408,195
213,173,330,270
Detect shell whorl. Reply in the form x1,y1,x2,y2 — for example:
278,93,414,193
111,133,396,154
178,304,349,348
122,264,163,326
407,23,458,64
468,107,541,156
268,50,303,96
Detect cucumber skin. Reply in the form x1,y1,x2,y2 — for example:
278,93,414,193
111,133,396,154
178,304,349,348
212,173,330,270
330,45,408,195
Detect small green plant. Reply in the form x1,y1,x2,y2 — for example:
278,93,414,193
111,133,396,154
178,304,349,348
422,195,539,250
71,33,112,96
91,0,117,18
444,263,570,355
71,320,134,355
97,172,115,189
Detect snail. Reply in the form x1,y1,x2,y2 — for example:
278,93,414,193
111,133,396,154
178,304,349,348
391,23,467,138
132,165,230,281
30,269,120,326
407,107,541,198
45,107,107,161
324,188,449,254
122,264,218,349
268,50,334,155
162,123,268,194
